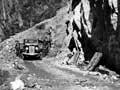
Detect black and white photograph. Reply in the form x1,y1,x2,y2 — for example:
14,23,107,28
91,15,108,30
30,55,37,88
0,0,119,90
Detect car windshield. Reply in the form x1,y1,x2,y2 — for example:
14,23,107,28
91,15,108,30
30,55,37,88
25,39,38,43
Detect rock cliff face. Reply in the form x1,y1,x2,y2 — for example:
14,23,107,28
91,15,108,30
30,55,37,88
28,0,119,73
69,0,119,73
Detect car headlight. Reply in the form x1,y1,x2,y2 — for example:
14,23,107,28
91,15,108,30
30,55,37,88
25,47,29,50
35,47,39,50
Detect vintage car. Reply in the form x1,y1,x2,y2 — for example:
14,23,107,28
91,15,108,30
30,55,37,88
15,38,51,60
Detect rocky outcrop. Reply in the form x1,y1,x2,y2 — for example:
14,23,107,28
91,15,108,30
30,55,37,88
69,0,120,73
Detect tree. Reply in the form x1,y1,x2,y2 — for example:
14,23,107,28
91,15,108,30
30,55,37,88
0,0,67,41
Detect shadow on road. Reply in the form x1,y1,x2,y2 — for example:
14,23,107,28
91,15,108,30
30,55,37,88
24,56,42,61
24,61,54,79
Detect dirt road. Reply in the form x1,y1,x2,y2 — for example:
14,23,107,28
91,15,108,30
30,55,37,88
22,58,120,90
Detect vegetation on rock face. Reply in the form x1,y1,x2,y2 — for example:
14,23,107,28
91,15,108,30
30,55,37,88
0,0,67,41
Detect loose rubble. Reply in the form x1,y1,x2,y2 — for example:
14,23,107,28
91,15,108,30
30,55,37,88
10,75,25,90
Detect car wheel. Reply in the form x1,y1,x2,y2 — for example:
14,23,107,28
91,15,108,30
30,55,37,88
24,55,28,60
20,54,25,60
37,53,42,60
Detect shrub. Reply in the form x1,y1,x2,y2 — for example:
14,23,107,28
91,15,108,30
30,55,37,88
0,70,10,85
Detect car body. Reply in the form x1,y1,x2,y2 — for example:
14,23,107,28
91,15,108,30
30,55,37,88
15,39,50,60
22,39,42,56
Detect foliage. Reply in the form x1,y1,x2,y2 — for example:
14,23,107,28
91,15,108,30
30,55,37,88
0,0,67,39
0,69,9,85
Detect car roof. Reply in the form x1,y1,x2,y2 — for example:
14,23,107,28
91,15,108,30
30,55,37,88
24,39,38,43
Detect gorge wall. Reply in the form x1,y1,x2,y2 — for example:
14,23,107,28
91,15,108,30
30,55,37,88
67,0,120,73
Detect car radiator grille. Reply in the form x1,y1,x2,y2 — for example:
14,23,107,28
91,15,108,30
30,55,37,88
29,46,35,53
